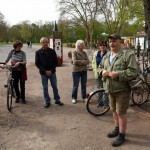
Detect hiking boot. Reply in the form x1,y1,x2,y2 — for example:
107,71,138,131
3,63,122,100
111,133,126,147
15,98,20,103
107,127,119,138
45,103,51,108
22,98,26,104
55,101,64,106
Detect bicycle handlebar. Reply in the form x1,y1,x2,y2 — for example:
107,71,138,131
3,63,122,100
0,62,6,65
0,63,12,71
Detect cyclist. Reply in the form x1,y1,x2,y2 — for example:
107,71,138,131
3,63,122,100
5,40,27,104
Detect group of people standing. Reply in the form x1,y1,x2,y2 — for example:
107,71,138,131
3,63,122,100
71,34,137,147
1,34,138,147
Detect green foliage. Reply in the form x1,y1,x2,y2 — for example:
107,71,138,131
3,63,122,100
20,21,32,41
58,19,86,43
0,11,8,42
8,25,22,41
0,0,146,44
0,42,10,46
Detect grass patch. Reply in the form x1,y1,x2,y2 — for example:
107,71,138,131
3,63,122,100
32,43,41,46
0,42,12,46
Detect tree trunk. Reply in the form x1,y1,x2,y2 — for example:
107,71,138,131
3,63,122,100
85,30,90,48
143,0,150,50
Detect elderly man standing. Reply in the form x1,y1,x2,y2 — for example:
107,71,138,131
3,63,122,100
99,34,138,147
35,37,63,108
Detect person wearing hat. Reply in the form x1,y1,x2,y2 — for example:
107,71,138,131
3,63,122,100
71,40,89,104
99,34,138,147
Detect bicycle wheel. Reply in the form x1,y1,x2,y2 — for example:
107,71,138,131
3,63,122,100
132,80,149,106
86,89,110,116
7,82,13,111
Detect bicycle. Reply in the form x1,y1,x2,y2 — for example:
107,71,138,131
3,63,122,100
0,62,14,111
130,48,150,106
86,88,110,116
131,64,150,106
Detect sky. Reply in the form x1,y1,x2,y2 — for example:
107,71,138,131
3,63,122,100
0,0,59,25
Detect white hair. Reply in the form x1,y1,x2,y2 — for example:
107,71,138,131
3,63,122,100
40,37,48,43
75,40,84,50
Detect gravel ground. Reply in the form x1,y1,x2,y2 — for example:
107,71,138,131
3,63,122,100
0,45,150,150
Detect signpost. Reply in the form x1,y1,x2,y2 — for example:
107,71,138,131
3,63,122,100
49,21,63,66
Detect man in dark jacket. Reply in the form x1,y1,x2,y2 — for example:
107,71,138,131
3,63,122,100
35,37,63,108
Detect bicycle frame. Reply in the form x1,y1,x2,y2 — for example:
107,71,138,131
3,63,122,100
86,88,110,116
0,63,14,111
131,65,150,106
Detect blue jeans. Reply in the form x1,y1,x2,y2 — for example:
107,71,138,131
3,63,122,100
96,76,108,106
96,76,103,89
102,92,109,106
72,71,87,100
41,73,60,104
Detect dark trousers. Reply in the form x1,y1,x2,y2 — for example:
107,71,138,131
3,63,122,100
12,70,25,99
72,71,87,100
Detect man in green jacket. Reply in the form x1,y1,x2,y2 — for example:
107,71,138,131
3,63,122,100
99,34,138,147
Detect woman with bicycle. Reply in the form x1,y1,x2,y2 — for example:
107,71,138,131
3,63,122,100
5,40,27,104
92,40,109,107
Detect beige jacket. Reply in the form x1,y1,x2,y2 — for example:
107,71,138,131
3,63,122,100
72,51,89,72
